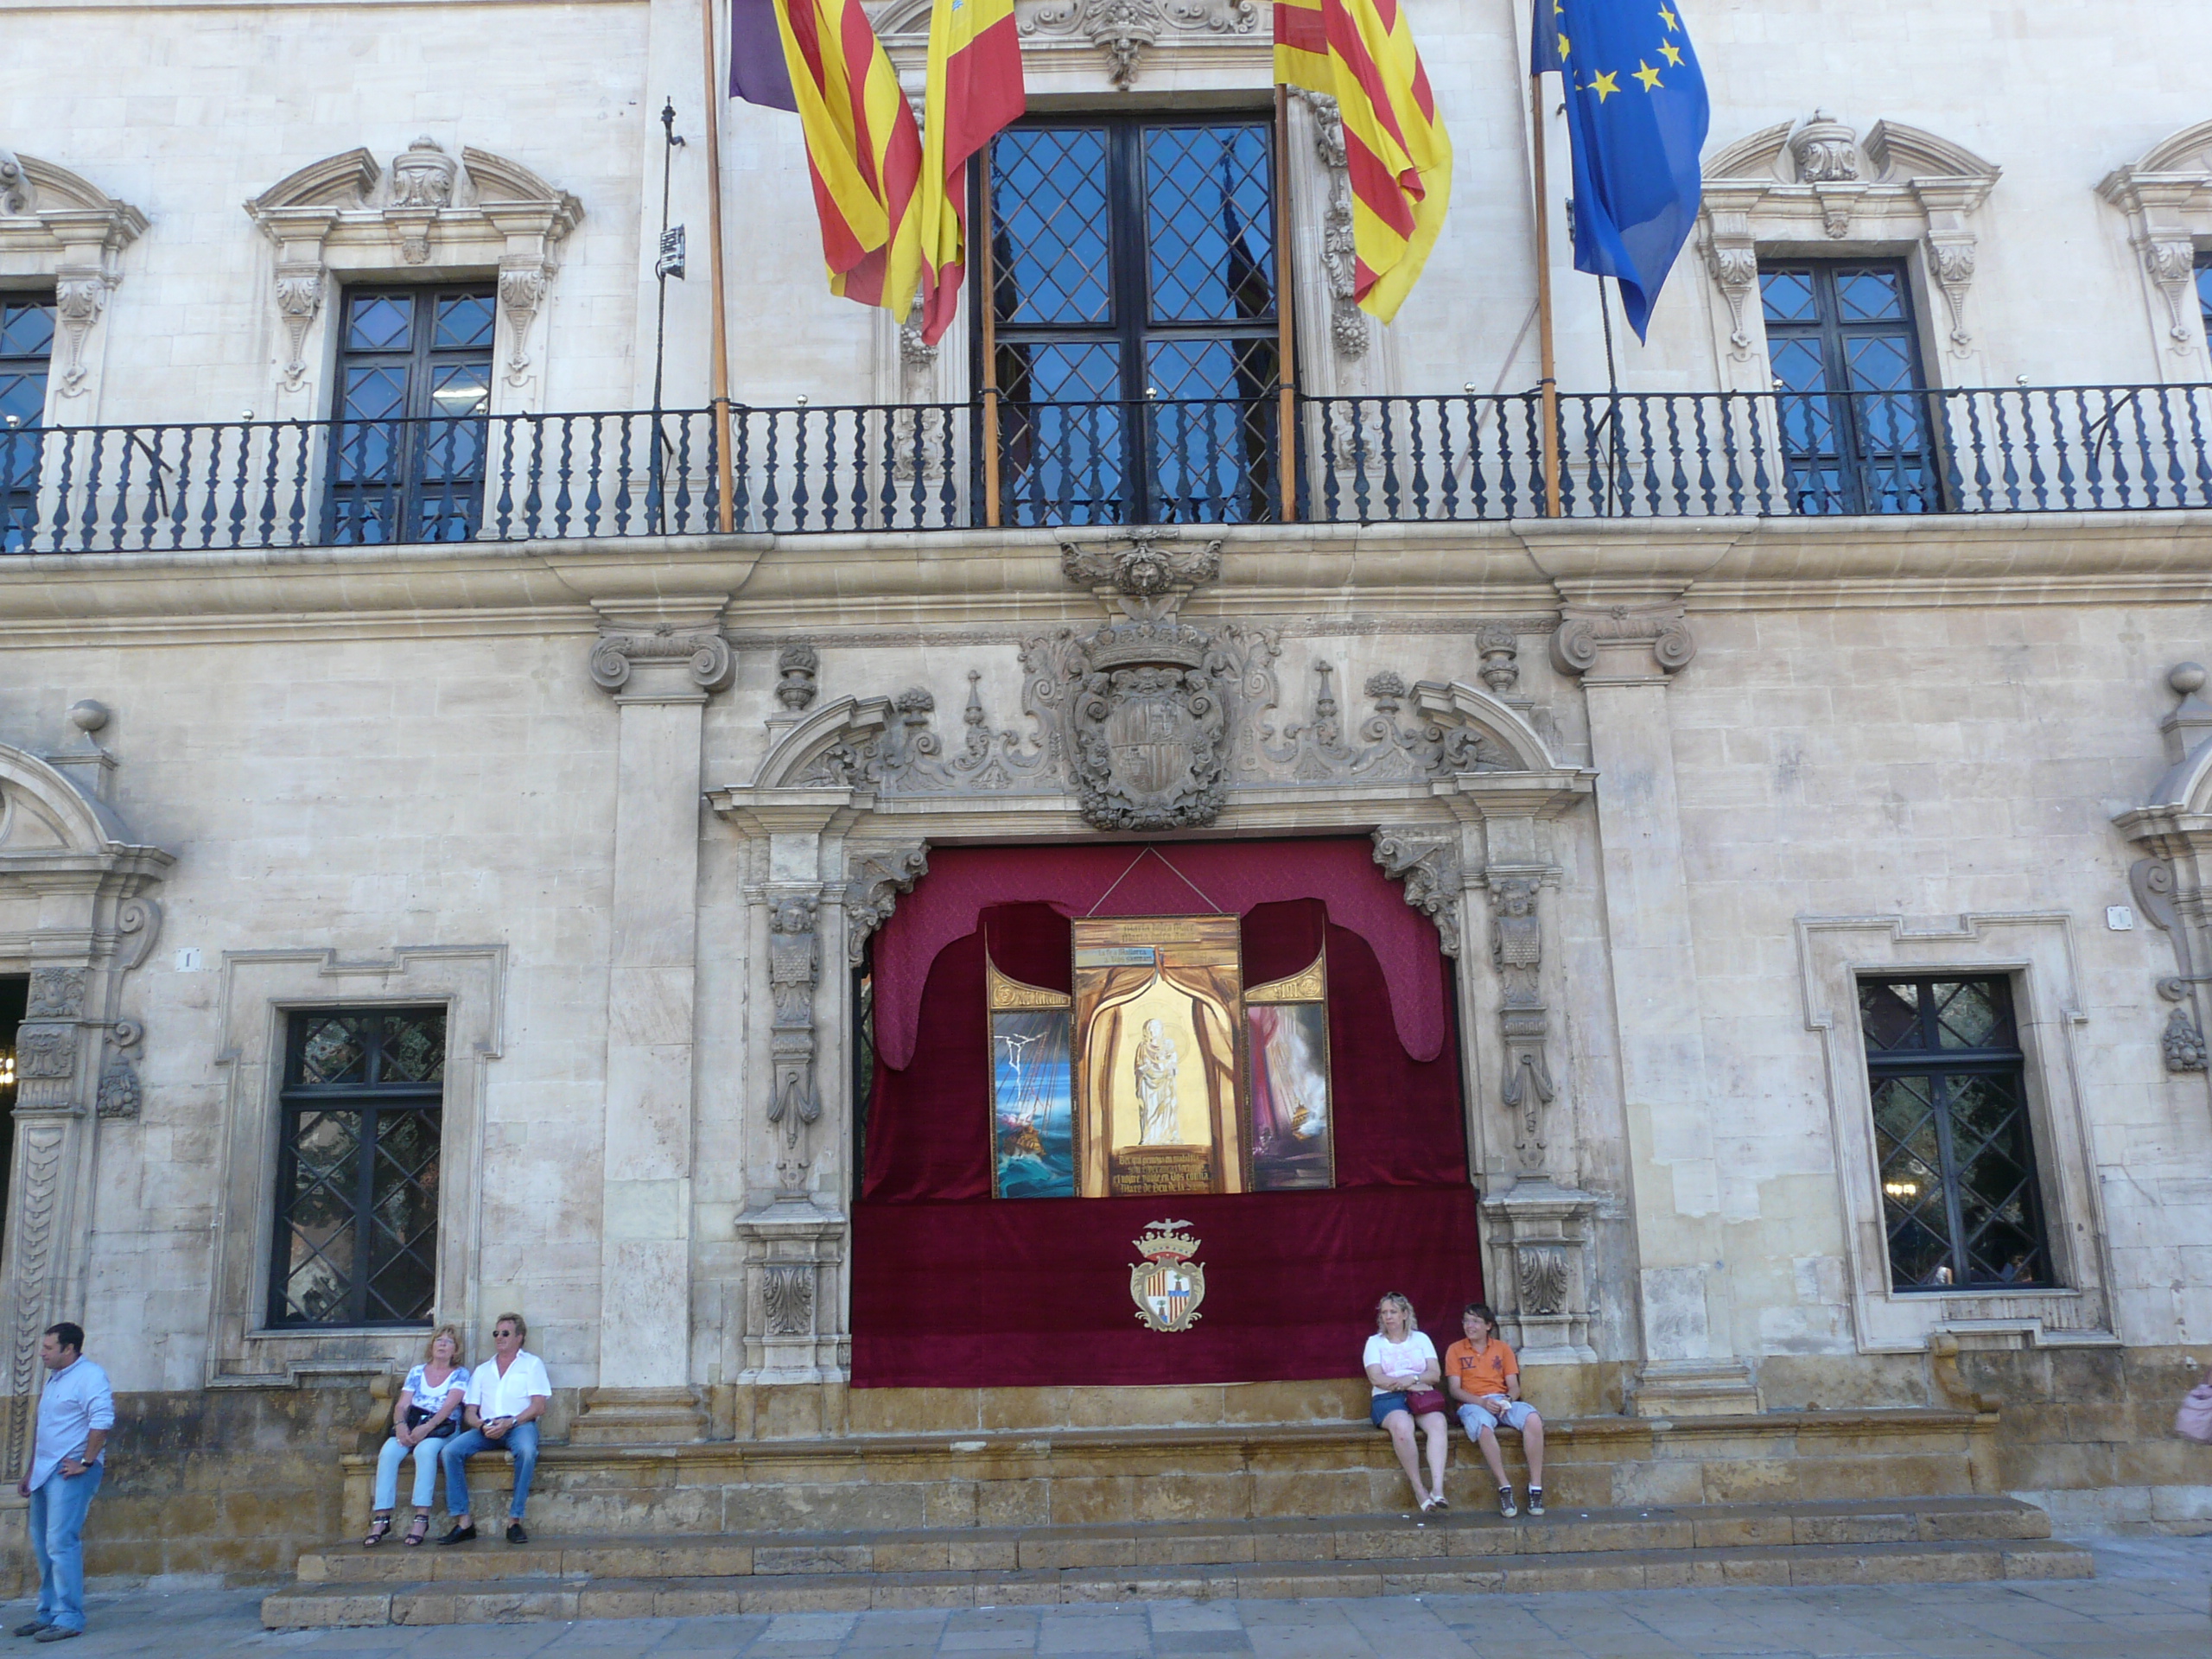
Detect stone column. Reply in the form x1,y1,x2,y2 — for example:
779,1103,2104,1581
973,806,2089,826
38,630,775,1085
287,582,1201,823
579,600,733,1440
1551,600,1756,1414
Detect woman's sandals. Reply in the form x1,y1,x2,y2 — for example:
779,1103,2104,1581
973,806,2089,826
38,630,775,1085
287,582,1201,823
404,1515,431,1547
362,1514,393,1548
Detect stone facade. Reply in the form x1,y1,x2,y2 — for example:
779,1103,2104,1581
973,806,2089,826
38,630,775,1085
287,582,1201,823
3,0,2212,1587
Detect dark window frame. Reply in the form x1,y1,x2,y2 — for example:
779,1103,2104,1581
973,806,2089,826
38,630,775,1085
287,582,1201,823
978,112,1284,526
1760,258,1939,516
2,291,56,555
1859,973,2055,1294
324,283,497,545
267,1003,449,1331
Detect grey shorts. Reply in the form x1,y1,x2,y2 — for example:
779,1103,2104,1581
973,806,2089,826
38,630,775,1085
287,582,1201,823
1458,1398,1539,1436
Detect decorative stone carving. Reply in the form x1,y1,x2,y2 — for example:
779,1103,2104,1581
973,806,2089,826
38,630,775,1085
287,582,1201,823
96,1041,142,1120
776,643,821,711
1293,92,1370,359
0,153,146,410
51,275,108,397
1516,1244,1570,1318
1058,531,1222,598
26,969,86,1020
2098,122,2212,362
1491,876,1556,1171
1700,115,1999,373
13,1028,74,1084
589,624,736,696
761,1263,815,1335
1011,0,1253,87
1551,605,1697,680
1476,623,1521,696
766,895,823,1156
1371,827,1462,957
5,1127,65,1446
116,896,163,973
1480,1180,1600,1363
246,142,581,404
0,147,28,216
847,842,929,964
2162,1004,2208,1074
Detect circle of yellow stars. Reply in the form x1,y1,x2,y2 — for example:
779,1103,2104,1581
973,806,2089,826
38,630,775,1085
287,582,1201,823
1550,2,1688,103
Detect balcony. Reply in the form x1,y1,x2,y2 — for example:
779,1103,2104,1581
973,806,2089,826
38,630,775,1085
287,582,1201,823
4,383,2211,556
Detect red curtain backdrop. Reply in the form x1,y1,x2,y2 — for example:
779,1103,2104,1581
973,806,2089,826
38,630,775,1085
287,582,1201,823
851,840,1482,1388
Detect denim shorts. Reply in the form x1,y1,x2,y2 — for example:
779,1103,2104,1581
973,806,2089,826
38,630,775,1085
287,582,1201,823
1369,1391,1409,1428
1459,1397,1539,1435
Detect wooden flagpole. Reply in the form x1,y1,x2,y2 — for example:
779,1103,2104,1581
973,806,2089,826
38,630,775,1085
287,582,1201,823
1529,70,1560,518
1273,84,1298,524
976,156,1002,529
702,0,737,532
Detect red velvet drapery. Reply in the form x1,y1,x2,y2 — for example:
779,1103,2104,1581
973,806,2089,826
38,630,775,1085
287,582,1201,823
850,840,1483,1387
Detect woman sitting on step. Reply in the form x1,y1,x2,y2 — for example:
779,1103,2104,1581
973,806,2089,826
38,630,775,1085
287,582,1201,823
1362,1293,1453,1512
365,1325,469,1548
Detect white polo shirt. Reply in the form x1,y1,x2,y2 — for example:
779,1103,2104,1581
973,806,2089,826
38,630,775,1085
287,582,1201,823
463,1348,550,1421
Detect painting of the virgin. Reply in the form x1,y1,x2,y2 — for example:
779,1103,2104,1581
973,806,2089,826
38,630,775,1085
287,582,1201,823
1070,915,1245,1197
1247,950,1334,1190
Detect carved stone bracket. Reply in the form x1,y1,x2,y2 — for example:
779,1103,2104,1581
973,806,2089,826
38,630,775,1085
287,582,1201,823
846,843,929,966
0,149,147,410
2099,121,2212,365
589,620,736,702
1550,605,1698,683
1371,827,1462,958
1700,114,1999,375
1008,0,1255,87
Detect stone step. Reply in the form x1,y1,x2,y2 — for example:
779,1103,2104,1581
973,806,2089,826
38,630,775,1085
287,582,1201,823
262,1534,2094,1630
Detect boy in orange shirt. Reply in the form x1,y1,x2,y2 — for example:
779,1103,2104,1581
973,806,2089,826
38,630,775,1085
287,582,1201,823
1442,1302,1547,1517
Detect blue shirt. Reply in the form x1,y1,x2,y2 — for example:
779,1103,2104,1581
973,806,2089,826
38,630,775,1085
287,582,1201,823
31,1357,114,1491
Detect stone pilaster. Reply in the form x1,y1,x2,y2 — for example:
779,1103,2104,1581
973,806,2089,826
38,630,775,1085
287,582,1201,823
586,599,733,1427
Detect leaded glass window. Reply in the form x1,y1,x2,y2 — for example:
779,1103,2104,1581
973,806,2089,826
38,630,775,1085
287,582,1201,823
987,118,1281,526
1761,261,1935,515
325,287,495,544
1859,976,2051,1293
2198,254,2211,346
270,1006,448,1327
2,296,54,555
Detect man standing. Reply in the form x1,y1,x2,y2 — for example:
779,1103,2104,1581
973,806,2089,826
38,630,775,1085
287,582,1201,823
437,1313,550,1546
13,1324,114,1643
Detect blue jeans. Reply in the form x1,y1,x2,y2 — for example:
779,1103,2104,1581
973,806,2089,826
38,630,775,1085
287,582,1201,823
29,1464,103,1633
373,1434,446,1512
440,1421,538,1521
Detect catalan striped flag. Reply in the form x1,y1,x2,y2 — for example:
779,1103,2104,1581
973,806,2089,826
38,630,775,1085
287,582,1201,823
732,0,926,320
912,0,1027,345
1274,0,1452,323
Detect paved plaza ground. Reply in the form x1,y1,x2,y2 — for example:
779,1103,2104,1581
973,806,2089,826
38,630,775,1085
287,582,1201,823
11,1539,2207,1657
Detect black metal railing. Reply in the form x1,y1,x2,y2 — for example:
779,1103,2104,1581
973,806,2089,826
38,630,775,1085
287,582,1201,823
5,383,2210,555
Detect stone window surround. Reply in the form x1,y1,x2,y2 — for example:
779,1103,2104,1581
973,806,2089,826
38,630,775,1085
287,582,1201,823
2096,118,2212,379
1698,114,2000,394
243,139,582,418
0,147,148,423
1795,912,2117,1356
204,945,505,1389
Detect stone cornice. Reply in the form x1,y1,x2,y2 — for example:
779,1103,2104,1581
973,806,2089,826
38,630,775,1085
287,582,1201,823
0,514,2209,644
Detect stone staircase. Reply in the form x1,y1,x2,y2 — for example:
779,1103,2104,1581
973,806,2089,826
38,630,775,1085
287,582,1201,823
262,1495,2088,1628
261,1402,2094,1628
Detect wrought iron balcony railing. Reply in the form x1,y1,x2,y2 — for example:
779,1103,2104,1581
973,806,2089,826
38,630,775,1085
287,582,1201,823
4,383,2210,556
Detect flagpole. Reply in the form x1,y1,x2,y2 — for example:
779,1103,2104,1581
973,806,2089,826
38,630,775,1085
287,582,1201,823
1528,69,1560,518
976,156,1003,530
701,0,737,532
1273,84,1298,524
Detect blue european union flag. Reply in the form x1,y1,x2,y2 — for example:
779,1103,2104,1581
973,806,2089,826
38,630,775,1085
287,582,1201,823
1533,0,1710,340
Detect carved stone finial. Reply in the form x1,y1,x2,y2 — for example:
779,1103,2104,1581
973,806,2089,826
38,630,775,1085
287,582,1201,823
1476,624,1521,695
775,643,821,711
1789,112,1861,183
390,137,458,209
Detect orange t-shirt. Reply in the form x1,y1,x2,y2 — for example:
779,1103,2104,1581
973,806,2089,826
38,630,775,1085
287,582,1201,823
1443,1337,1519,1402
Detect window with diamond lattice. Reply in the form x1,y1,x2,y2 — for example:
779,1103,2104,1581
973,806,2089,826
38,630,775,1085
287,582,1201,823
326,287,495,545
270,1007,448,1328
2,296,54,554
1859,976,2051,1293
985,118,1281,526
1761,261,1935,516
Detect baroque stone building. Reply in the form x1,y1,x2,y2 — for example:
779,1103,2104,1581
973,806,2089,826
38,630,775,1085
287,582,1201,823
3,0,2212,1611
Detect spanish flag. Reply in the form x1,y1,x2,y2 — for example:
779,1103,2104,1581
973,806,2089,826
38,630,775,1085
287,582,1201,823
912,0,1027,345
734,0,927,319
1274,0,1452,323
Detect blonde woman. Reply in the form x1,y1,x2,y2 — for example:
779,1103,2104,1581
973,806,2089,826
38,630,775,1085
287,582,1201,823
366,1325,469,1548
1363,1293,1452,1511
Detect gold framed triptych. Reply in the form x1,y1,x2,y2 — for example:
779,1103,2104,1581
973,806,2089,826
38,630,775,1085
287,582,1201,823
989,913,1334,1198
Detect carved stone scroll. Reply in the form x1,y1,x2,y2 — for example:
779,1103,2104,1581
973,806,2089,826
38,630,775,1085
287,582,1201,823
1371,827,1462,958
847,842,929,965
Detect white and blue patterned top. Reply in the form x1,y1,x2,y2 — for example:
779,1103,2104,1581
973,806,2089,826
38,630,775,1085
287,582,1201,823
401,1362,469,1420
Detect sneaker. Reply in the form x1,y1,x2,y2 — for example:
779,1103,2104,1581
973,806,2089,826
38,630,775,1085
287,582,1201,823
1527,1486,1546,1516
436,1523,478,1546
505,1521,529,1545
1497,1485,1518,1519
11,1622,50,1639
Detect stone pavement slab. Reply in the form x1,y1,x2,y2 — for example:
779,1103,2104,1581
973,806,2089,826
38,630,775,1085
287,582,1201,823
11,1540,2208,1657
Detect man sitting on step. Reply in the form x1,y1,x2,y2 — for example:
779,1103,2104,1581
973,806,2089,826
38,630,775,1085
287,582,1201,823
438,1312,551,1547
1444,1303,1547,1519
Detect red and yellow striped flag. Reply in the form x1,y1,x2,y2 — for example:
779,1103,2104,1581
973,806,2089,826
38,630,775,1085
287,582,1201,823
763,0,927,317
912,0,1027,345
1274,0,1452,322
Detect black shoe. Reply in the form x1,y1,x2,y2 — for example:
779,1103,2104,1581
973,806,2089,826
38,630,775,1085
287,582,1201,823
11,1622,50,1639
436,1523,478,1546
505,1521,529,1545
